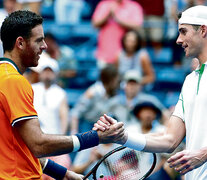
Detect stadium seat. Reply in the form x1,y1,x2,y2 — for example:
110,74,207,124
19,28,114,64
147,47,173,65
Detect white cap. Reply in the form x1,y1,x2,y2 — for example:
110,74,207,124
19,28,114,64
179,5,207,26
30,52,59,74
124,70,142,83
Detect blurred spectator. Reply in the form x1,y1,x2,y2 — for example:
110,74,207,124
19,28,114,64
15,0,42,14
70,65,120,134
136,0,165,49
71,143,118,176
107,70,170,125
194,0,207,5
115,30,155,85
44,32,77,88
32,59,71,180
0,0,16,57
0,0,16,26
126,101,166,173
92,0,143,69
32,60,69,135
54,0,84,25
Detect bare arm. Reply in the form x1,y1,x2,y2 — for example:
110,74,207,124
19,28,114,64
140,53,155,85
143,115,186,153
59,98,69,135
14,116,125,158
92,11,111,28
113,15,141,30
94,114,185,153
15,118,73,158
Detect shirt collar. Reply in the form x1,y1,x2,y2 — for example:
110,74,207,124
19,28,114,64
0,57,22,74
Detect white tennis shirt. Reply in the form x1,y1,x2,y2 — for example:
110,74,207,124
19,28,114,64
173,63,207,180
32,82,67,134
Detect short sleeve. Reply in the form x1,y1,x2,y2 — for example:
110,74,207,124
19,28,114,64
5,75,37,126
172,93,184,122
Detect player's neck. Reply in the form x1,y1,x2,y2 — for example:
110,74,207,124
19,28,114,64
4,51,26,74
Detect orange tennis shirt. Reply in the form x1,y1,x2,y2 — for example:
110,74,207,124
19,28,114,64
0,58,42,179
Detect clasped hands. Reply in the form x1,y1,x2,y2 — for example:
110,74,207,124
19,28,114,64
93,114,127,145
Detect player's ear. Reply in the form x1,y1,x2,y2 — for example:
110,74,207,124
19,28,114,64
200,25,207,38
16,36,26,50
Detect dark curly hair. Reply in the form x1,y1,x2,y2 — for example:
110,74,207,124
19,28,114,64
1,10,43,52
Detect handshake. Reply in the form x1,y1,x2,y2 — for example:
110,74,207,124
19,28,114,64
93,114,128,145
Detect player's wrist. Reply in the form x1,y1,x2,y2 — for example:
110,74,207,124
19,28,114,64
124,131,146,151
43,159,67,179
72,130,99,152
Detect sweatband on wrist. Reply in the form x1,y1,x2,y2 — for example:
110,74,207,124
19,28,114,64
42,159,49,171
124,132,146,151
43,159,67,180
72,135,80,152
75,130,99,151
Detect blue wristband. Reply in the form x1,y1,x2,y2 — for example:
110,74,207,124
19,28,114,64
43,159,67,180
76,130,99,151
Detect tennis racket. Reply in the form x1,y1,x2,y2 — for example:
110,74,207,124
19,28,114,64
83,145,156,180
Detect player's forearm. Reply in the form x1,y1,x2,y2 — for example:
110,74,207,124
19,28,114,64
33,130,100,158
32,134,74,158
122,131,177,153
144,132,179,153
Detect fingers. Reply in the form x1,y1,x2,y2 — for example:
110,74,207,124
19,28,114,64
93,115,118,132
113,121,124,129
167,151,185,164
174,162,191,175
167,151,192,175
104,114,117,124
93,121,107,131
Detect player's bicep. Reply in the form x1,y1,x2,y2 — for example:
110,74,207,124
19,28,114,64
166,115,186,148
14,118,44,155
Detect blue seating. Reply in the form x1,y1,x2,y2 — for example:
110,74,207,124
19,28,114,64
152,66,186,92
65,88,85,107
40,0,55,20
147,47,173,65
164,91,180,108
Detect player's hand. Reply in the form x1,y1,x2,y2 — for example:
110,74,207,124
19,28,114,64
167,149,206,175
93,114,117,131
63,170,85,180
97,121,126,144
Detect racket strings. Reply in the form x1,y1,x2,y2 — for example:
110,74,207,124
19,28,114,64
101,150,142,180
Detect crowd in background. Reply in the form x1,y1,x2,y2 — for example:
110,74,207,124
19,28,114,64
0,0,206,179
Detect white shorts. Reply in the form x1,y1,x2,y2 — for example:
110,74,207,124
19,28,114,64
17,0,42,3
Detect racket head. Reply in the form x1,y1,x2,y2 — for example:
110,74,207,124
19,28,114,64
83,145,156,180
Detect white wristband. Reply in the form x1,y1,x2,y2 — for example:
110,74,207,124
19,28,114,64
124,132,146,151
72,135,80,152
42,159,48,171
